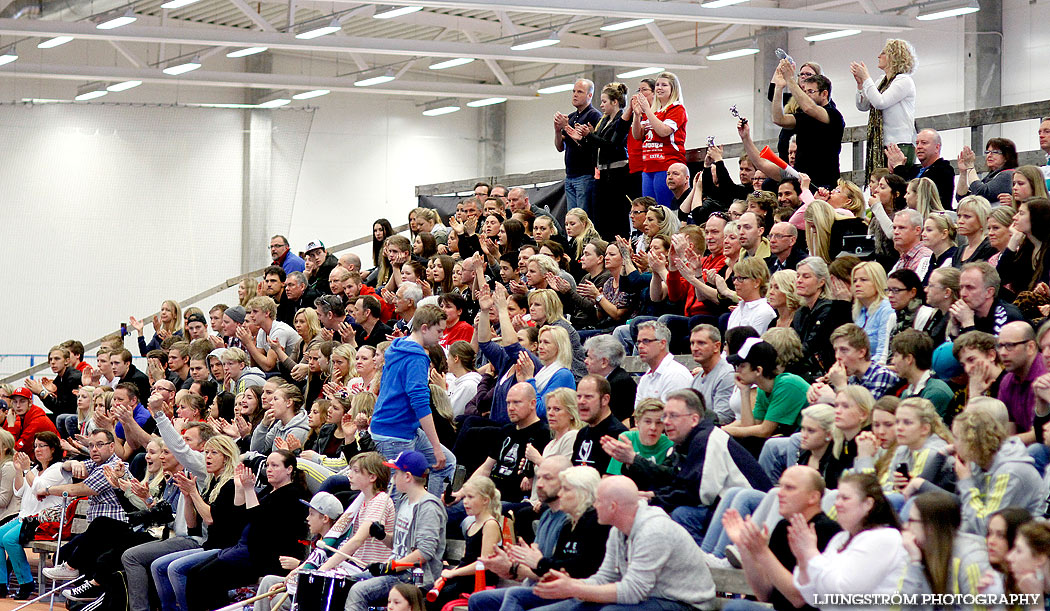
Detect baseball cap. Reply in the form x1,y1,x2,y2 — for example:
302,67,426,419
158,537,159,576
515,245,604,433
304,240,326,253
931,341,963,380
299,491,344,520
726,338,778,371
10,388,32,401
383,451,429,478
186,313,208,326
225,305,246,324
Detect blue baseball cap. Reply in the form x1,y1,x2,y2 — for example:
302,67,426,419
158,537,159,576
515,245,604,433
383,451,429,477
931,341,963,380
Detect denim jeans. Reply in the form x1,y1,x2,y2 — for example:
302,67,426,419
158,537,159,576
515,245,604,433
758,434,801,484
372,428,456,497
564,174,596,217
0,518,32,585
657,314,719,355
345,573,407,611
642,171,673,208
1030,444,1050,477
56,413,80,438
154,547,219,611
700,487,767,556
123,536,201,611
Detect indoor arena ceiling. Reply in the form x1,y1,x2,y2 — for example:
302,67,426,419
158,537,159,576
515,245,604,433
0,0,973,105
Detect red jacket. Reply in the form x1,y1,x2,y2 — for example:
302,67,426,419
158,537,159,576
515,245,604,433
4,405,59,452
666,253,726,317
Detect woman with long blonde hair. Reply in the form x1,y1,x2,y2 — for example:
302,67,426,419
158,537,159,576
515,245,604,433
852,38,918,180
851,261,895,364
130,299,184,356
906,177,943,220
630,71,687,208
564,207,601,261
804,199,836,263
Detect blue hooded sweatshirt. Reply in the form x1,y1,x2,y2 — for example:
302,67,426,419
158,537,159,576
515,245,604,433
371,337,433,440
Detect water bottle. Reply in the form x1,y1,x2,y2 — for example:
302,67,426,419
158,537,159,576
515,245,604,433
412,566,424,586
775,48,794,64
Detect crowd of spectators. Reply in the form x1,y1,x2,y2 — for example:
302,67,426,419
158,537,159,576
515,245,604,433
4,37,1050,611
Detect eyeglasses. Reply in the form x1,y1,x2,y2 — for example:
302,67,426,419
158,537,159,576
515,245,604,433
630,210,647,216
770,233,794,239
88,442,114,449
985,150,1003,156
636,338,666,346
886,287,911,295
660,412,690,422
997,339,1033,351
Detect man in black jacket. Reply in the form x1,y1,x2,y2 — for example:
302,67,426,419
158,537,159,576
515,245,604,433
24,345,82,419
765,222,806,274
110,348,150,404
304,240,338,296
583,335,637,424
887,129,955,211
791,257,852,372
603,389,771,546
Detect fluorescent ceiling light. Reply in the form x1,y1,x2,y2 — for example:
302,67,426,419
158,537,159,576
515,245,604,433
107,80,141,92
917,0,979,20
354,73,395,87
160,0,201,8
74,90,108,101
292,89,330,100
466,97,506,107
0,49,18,66
616,66,664,78
162,56,202,75
295,18,341,39
511,32,560,51
537,82,574,94
706,47,759,61
804,29,861,42
96,10,137,30
226,47,268,58
258,98,291,108
422,105,460,116
38,36,73,49
700,0,749,7
429,57,475,70
599,18,653,32
374,5,423,19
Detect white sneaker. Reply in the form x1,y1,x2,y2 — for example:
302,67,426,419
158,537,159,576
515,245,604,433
702,552,732,569
43,562,80,580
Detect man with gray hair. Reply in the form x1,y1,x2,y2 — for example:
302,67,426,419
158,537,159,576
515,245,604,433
554,78,601,214
791,257,852,372
281,270,319,319
584,335,637,423
887,128,955,211
392,282,423,336
635,321,693,406
270,234,305,274
889,208,932,279
689,324,734,425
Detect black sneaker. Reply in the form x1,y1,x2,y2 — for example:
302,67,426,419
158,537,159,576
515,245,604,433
13,582,36,600
63,581,103,602
724,545,743,569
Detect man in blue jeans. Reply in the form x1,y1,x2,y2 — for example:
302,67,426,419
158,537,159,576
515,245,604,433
554,79,601,215
369,304,456,496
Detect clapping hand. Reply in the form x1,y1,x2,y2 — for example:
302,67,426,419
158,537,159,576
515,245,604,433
514,351,536,382
849,61,869,87
786,512,819,563
577,280,600,300
958,146,977,170
855,431,879,458
885,143,906,169
173,471,197,497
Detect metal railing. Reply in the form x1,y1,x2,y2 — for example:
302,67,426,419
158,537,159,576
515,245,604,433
0,224,408,385
415,99,1050,196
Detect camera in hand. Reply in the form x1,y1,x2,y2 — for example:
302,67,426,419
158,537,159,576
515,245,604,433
127,500,175,528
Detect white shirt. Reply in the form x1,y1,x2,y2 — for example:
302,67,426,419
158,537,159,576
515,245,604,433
726,297,777,335
256,320,301,355
856,73,916,146
635,353,694,407
793,527,907,611
16,463,72,518
447,371,483,418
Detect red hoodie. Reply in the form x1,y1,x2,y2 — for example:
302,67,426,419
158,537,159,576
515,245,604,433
4,405,59,452
666,253,727,317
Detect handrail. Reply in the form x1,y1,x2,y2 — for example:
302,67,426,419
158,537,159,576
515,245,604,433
415,99,1050,196
0,223,409,385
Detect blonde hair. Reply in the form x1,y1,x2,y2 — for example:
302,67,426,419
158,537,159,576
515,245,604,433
924,212,957,243
161,300,184,337
957,195,992,232
733,256,771,295
462,475,501,517
762,327,803,374
770,270,804,310
544,387,582,430
800,403,835,438
952,407,1005,470
330,343,359,385
632,398,665,422
832,386,874,458
908,177,943,220
0,429,14,465
835,179,866,217
203,435,240,503
529,289,565,324
898,397,953,446
804,199,836,263
238,279,257,307
558,466,601,515
882,38,917,77
538,326,573,371
851,261,889,320
653,71,683,112
565,208,601,259
295,308,321,344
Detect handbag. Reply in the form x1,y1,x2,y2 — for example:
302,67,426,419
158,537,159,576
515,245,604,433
839,234,876,260
18,497,81,545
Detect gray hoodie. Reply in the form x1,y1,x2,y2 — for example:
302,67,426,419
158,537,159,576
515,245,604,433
251,409,310,453
397,492,447,585
900,532,999,607
958,437,1046,535
583,502,715,609
235,367,266,393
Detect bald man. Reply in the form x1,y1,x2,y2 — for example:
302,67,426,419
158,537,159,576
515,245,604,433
665,162,692,211
997,321,1045,441
719,466,841,607
339,253,362,274
526,475,714,611
765,222,804,273
887,128,955,210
